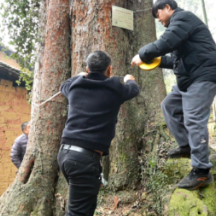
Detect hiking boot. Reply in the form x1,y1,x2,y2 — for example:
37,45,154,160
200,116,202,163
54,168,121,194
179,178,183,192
168,145,191,158
177,168,213,190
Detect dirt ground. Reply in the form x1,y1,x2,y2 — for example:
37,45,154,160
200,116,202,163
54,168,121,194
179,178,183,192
95,131,216,216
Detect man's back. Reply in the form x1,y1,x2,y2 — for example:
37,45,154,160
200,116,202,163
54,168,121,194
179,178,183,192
60,73,139,155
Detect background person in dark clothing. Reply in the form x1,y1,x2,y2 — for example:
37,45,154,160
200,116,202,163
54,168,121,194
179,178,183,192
131,0,216,190
11,121,30,168
58,50,140,216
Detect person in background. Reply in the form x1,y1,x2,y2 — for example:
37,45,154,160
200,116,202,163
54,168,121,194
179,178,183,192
11,121,30,168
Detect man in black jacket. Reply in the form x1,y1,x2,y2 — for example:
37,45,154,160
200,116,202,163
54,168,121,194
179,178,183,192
131,0,216,190
58,50,139,216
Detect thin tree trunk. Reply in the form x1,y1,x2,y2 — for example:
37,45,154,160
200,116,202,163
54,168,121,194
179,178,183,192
0,0,71,215
213,99,216,122
201,0,208,27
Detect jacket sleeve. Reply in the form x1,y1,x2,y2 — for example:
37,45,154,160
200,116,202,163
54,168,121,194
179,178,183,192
60,76,79,98
159,56,174,69
120,80,140,101
11,139,22,168
138,13,192,62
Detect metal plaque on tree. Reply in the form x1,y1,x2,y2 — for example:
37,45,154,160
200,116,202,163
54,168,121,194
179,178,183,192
112,6,134,31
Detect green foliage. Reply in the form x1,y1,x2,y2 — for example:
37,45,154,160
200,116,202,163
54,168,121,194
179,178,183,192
0,0,39,68
94,212,102,215
0,0,40,90
16,69,34,91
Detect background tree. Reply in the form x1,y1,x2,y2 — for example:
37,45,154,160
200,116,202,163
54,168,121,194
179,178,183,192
201,0,208,26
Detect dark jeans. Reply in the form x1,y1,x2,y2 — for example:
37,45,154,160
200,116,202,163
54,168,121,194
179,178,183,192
57,148,102,216
161,82,216,169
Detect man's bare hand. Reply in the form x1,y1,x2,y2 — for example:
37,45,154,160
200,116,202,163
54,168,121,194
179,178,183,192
77,72,88,76
124,74,135,83
131,54,143,67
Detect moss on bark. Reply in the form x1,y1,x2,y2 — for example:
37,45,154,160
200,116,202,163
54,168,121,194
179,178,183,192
166,158,216,216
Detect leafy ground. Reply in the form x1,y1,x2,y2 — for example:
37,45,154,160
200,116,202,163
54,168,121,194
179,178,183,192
95,127,216,216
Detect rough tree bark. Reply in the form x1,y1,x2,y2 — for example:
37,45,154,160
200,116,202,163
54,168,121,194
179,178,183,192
0,0,71,215
54,0,167,215
68,0,166,190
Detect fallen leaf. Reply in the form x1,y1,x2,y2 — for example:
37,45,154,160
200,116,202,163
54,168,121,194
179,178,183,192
113,196,119,210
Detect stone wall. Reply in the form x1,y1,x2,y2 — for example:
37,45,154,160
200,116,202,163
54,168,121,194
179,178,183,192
0,78,30,196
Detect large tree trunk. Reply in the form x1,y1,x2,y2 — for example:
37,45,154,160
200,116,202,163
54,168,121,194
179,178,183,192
54,0,167,215
69,0,166,190
0,0,71,215
53,1,216,216
1,0,194,215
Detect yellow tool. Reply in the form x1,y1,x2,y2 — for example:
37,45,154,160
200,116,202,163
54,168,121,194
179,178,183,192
139,57,161,71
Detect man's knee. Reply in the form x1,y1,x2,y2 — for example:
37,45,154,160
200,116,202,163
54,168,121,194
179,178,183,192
161,96,170,112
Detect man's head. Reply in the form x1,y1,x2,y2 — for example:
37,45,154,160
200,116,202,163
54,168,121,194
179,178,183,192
21,121,30,135
152,0,177,27
86,51,112,78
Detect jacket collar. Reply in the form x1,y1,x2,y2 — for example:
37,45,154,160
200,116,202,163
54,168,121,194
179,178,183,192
166,7,184,27
86,72,108,81
23,133,28,137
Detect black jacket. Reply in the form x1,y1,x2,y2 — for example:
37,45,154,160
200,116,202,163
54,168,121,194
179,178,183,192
11,133,28,168
139,7,216,91
60,73,140,155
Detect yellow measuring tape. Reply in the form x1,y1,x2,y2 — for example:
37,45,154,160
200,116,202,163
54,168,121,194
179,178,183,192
139,57,161,71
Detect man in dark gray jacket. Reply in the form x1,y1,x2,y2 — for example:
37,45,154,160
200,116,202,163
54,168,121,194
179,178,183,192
11,121,30,168
131,0,216,190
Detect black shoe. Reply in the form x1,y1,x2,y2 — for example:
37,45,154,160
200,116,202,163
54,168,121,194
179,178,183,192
177,168,213,190
168,145,191,158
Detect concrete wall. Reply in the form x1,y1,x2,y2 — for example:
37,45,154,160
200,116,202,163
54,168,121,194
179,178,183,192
0,78,30,196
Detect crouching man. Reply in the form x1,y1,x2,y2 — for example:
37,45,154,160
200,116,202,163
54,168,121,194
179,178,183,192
58,51,140,216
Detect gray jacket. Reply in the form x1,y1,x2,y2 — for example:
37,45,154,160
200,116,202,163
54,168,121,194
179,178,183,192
10,133,28,168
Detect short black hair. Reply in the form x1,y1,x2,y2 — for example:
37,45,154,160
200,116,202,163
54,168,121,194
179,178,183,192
152,0,178,18
86,51,111,74
21,121,29,131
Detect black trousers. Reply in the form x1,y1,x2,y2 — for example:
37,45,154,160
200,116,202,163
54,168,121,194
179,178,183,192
57,148,102,216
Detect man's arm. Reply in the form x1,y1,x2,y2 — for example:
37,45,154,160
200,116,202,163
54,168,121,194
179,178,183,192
120,75,140,101
60,73,87,98
60,78,74,98
138,16,192,63
159,56,174,69
11,139,22,168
